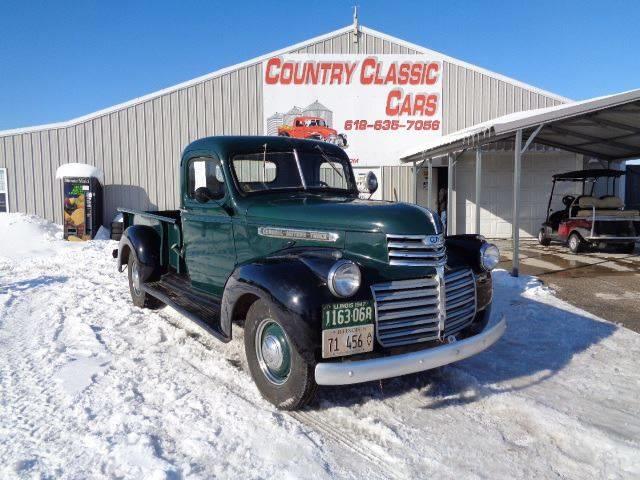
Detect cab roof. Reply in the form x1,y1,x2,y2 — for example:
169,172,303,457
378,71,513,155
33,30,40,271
182,135,347,162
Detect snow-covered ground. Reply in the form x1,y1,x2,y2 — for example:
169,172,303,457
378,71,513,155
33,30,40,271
1,213,639,479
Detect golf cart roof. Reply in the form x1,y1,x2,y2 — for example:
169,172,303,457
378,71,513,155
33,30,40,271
552,169,625,181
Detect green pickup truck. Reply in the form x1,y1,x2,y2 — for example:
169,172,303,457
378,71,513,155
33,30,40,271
114,136,506,409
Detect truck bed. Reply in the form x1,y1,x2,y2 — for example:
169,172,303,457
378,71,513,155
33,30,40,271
118,208,183,272
118,208,180,224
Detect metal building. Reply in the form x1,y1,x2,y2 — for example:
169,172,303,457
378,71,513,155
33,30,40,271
0,23,569,228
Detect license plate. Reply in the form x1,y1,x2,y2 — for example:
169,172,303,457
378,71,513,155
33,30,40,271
322,301,375,358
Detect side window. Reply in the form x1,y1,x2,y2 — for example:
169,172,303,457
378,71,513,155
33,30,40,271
188,157,225,201
0,168,8,213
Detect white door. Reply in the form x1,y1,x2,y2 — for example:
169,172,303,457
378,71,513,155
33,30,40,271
0,168,8,213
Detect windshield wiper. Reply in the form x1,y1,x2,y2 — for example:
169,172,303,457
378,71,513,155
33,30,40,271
292,148,308,190
314,145,344,181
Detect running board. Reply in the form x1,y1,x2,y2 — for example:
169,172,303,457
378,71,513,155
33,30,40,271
142,274,230,343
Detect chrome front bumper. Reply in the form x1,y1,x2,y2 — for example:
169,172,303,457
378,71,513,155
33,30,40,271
314,316,506,386
586,236,640,241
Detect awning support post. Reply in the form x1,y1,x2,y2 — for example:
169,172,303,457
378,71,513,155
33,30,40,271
427,158,433,209
475,147,482,234
512,129,523,277
413,160,417,204
447,153,454,236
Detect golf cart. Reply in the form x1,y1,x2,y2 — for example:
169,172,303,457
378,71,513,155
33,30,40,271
538,169,640,253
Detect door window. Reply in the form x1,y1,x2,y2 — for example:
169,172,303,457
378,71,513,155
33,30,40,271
188,157,225,201
0,168,8,213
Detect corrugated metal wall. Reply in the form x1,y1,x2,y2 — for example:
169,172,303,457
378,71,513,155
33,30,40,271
441,62,562,135
0,28,564,224
382,166,415,203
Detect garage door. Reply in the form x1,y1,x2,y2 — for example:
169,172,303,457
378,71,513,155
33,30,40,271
454,151,582,238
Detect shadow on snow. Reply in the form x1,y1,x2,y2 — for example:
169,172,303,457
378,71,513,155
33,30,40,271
310,270,616,411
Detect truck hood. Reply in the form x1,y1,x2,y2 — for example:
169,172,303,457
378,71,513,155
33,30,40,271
244,195,440,235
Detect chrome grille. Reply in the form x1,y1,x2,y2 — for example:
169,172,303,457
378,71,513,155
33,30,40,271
444,269,477,336
386,234,446,267
371,277,443,348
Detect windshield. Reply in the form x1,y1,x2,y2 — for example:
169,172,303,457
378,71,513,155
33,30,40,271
231,148,356,194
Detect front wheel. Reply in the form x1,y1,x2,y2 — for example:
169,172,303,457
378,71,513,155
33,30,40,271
538,228,551,246
244,299,317,410
618,242,636,254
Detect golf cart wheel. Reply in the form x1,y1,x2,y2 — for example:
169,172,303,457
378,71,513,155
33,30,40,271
538,228,551,246
244,299,317,410
127,256,164,310
568,233,584,254
618,242,636,254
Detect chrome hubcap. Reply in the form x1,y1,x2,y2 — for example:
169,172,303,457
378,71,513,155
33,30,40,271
132,262,141,295
262,335,284,371
255,319,291,385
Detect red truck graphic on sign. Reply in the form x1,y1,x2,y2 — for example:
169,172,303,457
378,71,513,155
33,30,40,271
278,116,348,148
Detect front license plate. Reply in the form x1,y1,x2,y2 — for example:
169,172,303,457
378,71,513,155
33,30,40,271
322,301,375,359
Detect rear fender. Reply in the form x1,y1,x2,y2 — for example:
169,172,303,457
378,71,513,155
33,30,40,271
117,225,163,282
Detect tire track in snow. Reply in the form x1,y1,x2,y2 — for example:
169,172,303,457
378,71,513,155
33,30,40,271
288,410,405,480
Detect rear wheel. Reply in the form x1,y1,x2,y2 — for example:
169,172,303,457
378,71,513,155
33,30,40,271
538,228,551,246
618,242,636,254
568,233,584,254
127,256,164,309
244,299,317,410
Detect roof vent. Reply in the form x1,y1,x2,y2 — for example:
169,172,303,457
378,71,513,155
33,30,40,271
353,6,360,44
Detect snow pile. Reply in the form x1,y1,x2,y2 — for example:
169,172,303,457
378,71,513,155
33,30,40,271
0,213,639,479
0,213,63,261
55,163,104,184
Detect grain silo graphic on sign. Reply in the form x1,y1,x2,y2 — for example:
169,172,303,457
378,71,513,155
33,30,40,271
303,100,333,127
283,106,304,127
266,112,284,136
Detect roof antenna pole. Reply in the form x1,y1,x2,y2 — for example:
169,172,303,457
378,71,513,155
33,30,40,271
352,6,360,44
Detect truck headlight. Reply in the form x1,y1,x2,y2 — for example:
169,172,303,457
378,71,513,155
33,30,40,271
480,243,500,271
328,260,361,298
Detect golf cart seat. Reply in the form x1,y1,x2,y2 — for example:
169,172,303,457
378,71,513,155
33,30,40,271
572,195,640,218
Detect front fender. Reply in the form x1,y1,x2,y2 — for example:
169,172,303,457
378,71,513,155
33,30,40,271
221,255,343,363
446,234,489,274
117,225,163,282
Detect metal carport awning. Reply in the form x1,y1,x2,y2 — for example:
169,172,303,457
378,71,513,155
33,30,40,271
400,88,640,277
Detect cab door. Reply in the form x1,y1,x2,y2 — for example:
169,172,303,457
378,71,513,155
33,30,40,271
181,155,236,298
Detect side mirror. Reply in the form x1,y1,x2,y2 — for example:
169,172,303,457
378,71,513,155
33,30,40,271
194,187,213,203
357,171,378,195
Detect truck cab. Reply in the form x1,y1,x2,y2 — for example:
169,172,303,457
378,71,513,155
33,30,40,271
115,136,505,410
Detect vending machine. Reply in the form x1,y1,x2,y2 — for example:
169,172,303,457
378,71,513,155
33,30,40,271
62,176,103,241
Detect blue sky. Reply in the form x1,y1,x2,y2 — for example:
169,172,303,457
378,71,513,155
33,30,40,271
1,0,639,130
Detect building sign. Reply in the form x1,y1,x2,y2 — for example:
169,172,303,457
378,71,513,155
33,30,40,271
263,54,443,167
